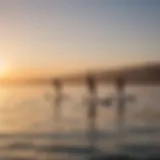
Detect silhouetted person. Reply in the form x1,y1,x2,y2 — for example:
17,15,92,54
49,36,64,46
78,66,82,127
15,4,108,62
86,74,97,149
53,79,63,121
115,76,126,129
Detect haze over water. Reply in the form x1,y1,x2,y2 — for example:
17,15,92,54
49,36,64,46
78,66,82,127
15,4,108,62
0,0,159,159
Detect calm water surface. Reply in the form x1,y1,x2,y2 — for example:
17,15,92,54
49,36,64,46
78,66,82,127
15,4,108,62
0,85,159,159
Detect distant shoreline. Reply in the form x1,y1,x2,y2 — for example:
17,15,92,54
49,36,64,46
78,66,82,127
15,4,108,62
0,63,160,86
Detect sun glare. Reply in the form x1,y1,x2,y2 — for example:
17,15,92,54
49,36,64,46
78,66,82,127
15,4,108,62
0,60,7,77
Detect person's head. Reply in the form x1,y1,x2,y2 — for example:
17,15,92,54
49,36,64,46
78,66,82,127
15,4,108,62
116,76,126,90
53,79,62,91
86,74,96,92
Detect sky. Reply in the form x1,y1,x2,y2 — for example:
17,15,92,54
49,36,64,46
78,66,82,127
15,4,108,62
0,0,159,77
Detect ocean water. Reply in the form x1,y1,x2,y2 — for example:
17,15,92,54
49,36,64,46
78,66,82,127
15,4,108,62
0,85,160,160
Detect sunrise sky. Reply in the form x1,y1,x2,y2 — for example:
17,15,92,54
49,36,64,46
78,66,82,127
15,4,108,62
0,0,159,77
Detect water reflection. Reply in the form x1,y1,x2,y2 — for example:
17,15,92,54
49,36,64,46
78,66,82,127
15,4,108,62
0,85,159,159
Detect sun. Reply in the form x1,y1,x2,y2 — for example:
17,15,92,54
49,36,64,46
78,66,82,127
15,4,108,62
0,60,7,76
